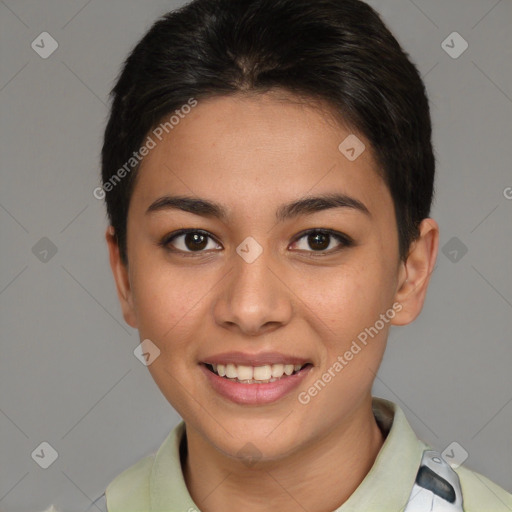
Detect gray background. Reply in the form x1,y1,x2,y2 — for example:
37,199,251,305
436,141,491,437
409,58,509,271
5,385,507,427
0,0,511,510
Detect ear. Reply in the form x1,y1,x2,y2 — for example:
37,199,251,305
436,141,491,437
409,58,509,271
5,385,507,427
391,218,439,326
105,227,138,329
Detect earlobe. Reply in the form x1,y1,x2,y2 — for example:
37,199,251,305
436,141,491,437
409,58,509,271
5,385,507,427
105,227,138,329
391,218,439,326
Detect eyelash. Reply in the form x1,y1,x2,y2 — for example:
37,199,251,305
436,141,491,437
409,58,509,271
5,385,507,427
158,228,354,257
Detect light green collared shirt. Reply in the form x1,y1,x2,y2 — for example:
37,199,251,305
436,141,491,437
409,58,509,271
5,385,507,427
105,397,512,511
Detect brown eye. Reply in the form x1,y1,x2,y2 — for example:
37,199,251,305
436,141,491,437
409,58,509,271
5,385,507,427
160,229,221,253
291,229,353,254
182,232,208,251
307,232,330,251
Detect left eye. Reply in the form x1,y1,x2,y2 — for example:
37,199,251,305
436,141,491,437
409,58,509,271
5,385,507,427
290,229,353,253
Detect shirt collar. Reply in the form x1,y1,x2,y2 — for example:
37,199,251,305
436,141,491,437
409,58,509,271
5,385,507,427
149,397,427,511
333,398,427,511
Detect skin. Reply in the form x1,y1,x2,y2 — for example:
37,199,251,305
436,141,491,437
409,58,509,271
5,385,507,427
106,90,439,512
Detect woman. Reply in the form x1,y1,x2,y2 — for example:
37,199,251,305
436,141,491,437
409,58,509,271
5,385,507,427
94,0,512,510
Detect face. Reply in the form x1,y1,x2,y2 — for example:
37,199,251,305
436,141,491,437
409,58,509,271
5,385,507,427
107,91,436,462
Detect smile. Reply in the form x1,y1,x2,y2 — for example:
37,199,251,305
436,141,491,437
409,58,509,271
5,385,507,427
205,362,311,383
200,361,313,405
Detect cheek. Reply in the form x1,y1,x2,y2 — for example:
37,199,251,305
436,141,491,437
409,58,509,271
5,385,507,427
297,257,394,337
130,262,203,410
129,254,203,352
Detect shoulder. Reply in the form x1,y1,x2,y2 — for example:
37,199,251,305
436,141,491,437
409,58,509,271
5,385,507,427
455,464,512,511
105,453,155,512
104,422,187,511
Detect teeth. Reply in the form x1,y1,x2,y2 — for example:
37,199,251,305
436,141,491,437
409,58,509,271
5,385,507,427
253,365,272,380
271,364,284,378
237,365,254,381
209,362,306,381
225,363,237,378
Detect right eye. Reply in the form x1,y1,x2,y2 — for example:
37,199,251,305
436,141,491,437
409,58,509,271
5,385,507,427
159,229,223,255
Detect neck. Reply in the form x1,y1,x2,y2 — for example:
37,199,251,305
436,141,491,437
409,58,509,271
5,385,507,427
183,396,385,512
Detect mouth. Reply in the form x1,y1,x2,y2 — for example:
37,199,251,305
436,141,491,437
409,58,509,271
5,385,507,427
199,353,314,405
203,362,313,384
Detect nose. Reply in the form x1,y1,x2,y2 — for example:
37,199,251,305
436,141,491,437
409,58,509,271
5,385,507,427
212,244,293,337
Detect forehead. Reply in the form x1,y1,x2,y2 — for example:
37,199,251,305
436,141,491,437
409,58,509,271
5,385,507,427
131,92,391,221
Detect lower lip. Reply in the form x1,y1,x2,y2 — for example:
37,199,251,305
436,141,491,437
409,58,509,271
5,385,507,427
200,364,312,405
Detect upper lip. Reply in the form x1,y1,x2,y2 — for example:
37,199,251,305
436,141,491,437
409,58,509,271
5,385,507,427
202,351,311,366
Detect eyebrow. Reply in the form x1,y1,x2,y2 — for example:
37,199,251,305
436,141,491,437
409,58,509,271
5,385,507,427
146,193,370,222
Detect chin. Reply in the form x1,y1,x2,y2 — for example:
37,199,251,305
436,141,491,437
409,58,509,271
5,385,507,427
203,420,304,462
